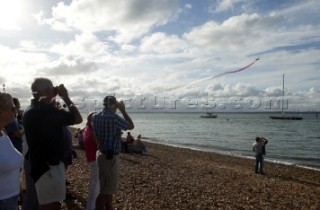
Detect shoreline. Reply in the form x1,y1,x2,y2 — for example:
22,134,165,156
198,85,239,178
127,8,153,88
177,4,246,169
63,135,320,209
142,137,320,172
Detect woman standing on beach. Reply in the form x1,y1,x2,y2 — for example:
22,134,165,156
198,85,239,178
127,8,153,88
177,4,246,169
83,112,99,210
0,92,24,209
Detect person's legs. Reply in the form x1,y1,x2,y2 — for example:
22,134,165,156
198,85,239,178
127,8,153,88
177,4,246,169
259,155,265,174
95,194,113,210
86,161,99,210
39,202,61,210
255,155,259,173
256,153,263,174
22,158,39,210
96,153,119,210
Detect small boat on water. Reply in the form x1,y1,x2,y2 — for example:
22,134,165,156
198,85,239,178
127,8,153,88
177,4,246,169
200,113,217,118
269,115,303,120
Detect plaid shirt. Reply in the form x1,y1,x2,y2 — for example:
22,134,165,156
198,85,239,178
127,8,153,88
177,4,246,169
92,108,128,153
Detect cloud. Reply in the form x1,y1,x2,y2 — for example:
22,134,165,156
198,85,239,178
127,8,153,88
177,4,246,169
184,4,192,10
140,32,187,54
39,0,180,43
264,86,283,97
1,1,319,112
183,13,284,54
50,32,106,57
206,82,260,97
212,0,243,13
308,87,320,96
0,77,5,85
35,56,98,76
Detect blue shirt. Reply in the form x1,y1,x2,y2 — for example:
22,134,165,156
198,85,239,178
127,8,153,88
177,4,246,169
92,108,128,153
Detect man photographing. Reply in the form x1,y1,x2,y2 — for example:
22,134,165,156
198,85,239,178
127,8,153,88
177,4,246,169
23,78,83,210
92,95,134,210
252,136,268,175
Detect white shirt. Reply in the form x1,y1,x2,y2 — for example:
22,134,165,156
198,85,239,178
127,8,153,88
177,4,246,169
0,133,23,200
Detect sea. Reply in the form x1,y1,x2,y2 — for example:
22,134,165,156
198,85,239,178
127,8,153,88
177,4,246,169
79,112,320,170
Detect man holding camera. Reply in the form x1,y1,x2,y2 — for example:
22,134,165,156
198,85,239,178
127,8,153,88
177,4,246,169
23,78,82,210
252,136,268,175
92,96,134,210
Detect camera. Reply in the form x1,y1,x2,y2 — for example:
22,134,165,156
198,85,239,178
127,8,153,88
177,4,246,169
53,86,59,96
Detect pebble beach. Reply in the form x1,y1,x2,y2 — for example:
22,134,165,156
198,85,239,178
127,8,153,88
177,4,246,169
62,135,320,210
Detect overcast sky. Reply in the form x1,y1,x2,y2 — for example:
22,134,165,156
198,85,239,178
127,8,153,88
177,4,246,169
0,0,319,112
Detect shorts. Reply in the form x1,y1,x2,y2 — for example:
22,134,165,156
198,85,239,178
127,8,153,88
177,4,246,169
97,152,120,195
35,161,66,205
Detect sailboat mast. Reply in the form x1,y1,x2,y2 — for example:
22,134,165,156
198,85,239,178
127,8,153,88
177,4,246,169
282,73,284,113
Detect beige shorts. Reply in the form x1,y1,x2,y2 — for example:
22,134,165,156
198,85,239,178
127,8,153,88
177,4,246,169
97,152,120,195
35,161,66,205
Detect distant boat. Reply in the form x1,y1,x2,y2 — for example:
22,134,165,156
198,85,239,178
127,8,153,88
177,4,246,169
270,74,303,120
269,115,303,120
200,113,218,118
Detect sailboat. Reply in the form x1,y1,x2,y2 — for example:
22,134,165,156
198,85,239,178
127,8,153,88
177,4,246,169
269,74,303,120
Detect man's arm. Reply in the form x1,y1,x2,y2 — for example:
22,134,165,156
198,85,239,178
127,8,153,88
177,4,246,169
117,101,134,130
58,84,83,124
262,137,268,145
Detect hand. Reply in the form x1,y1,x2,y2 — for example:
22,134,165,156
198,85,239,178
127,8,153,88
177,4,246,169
57,84,69,99
117,101,126,112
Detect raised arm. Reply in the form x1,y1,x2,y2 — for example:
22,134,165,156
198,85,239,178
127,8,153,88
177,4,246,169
117,101,134,130
58,84,83,124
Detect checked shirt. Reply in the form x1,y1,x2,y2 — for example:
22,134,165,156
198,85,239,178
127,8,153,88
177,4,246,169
92,108,128,153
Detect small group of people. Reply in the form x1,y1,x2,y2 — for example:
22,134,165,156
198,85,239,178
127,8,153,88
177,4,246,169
1,76,270,210
0,78,82,210
122,132,147,154
0,77,136,210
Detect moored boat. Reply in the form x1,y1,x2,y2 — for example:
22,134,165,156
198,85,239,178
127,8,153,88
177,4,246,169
200,113,217,118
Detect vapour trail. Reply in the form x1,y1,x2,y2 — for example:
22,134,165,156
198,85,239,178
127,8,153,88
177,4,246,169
165,58,260,92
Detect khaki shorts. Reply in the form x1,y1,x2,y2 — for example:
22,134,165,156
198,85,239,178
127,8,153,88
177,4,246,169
97,152,120,195
35,162,66,205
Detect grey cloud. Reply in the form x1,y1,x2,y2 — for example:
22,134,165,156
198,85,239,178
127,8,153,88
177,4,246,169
44,0,179,43
37,56,98,75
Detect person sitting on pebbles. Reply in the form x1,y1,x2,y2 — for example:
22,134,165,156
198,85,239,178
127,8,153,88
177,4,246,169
134,134,147,154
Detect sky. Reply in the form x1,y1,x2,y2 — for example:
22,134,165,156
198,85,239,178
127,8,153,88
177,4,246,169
0,0,319,112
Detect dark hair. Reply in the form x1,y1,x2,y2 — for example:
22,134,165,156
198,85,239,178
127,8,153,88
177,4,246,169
13,98,19,106
31,78,54,99
0,92,12,111
86,112,96,126
103,96,117,108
